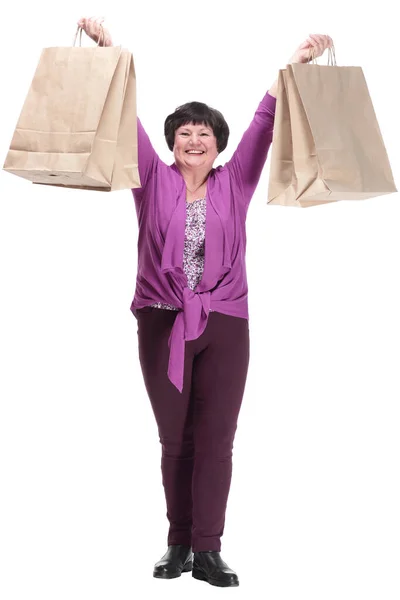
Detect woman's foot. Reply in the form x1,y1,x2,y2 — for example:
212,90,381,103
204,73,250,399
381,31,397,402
153,544,193,579
192,551,239,587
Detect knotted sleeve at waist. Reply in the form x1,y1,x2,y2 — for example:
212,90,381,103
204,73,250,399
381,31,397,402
167,287,211,393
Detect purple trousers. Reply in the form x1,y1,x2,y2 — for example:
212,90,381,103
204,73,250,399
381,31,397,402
136,307,250,552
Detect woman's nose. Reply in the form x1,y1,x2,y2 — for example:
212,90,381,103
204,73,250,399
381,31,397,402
189,135,201,144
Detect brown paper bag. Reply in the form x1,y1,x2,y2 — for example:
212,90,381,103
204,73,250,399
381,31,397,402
267,48,397,207
3,28,141,191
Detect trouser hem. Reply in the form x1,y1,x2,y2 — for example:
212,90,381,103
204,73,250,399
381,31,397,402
192,539,221,552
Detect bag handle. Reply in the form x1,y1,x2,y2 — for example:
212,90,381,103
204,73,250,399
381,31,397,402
72,23,106,48
307,42,337,66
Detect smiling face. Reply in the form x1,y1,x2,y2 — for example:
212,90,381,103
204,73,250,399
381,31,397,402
173,122,219,173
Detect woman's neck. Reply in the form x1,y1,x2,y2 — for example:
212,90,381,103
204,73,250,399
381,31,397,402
177,165,211,189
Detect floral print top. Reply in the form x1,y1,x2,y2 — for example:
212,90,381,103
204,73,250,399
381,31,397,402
150,196,213,312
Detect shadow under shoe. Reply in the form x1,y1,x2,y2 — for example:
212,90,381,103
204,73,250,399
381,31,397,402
192,551,239,587
153,544,193,579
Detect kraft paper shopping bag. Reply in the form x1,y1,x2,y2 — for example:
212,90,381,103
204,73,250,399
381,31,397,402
267,46,397,207
3,26,141,191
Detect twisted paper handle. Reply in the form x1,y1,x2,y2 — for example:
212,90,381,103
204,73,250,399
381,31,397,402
307,41,337,66
72,23,106,47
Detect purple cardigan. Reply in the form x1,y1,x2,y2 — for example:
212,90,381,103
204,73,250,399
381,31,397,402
130,91,277,393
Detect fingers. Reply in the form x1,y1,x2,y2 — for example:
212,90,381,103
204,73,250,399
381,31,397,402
308,34,333,51
77,16,103,31
308,34,325,47
87,16,105,39
76,15,109,45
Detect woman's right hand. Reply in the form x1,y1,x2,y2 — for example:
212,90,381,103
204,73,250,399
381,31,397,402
77,16,113,46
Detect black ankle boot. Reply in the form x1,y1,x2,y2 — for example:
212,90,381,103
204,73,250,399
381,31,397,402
192,551,239,587
153,544,193,579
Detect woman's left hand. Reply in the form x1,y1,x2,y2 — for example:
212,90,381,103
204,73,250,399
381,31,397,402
288,34,333,64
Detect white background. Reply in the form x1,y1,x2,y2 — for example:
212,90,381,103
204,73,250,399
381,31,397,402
1,1,399,598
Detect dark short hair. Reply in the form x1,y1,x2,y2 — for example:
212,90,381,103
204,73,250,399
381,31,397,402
164,101,230,154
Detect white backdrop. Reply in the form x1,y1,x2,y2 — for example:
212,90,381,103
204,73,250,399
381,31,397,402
1,1,399,598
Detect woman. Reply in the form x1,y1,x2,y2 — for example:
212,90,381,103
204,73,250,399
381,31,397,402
78,16,332,588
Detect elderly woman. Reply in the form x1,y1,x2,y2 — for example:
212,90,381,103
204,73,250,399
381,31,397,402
78,16,332,588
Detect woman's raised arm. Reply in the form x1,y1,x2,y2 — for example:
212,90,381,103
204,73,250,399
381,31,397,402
224,91,276,209
225,34,333,210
